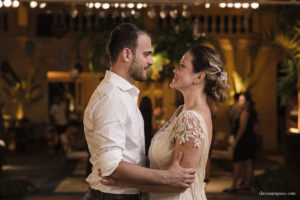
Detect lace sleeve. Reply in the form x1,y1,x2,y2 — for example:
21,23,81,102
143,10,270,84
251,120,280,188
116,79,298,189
173,111,206,148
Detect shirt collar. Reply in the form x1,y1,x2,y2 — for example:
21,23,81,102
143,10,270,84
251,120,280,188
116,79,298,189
104,70,140,95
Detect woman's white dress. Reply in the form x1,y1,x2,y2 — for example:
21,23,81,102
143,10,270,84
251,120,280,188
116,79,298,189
148,106,210,200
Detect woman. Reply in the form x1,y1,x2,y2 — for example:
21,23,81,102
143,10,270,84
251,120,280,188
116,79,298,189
101,45,229,200
224,92,258,192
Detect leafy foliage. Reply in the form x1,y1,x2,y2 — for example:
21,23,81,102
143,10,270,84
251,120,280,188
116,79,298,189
0,62,43,120
249,6,300,106
277,58,297,106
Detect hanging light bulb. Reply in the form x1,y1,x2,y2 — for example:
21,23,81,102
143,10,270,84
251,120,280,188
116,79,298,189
12,0,19,8
242,3,249,8
234,3,242,8
113,3,119,8
87,2,94,9
127,3,135,9
0,1,3,8
94,3,101,9
39,2,47,9
102,3,110,10
227,3,233,8
204,3,210,9
30,1,38,8
4,0,12,7
251,3,259,9
136,3,143,9
219,3,226,8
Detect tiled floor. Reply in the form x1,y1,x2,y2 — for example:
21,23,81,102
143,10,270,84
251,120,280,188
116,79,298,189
1,151,285,200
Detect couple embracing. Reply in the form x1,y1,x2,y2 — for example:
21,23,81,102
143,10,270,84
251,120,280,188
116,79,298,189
83,23,229,200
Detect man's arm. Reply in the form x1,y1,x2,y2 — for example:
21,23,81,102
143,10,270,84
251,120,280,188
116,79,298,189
108,152,196,188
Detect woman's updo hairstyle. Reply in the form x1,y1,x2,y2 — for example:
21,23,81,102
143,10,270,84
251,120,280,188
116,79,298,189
189,45,230,106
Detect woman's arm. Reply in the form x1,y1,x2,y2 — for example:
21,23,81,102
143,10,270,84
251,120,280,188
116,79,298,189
108,151,195,188
101,135,203,193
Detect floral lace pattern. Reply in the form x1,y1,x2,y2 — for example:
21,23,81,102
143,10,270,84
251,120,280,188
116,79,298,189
173,110,206,148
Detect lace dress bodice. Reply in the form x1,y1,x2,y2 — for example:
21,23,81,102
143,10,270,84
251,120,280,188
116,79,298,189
148,106,210,200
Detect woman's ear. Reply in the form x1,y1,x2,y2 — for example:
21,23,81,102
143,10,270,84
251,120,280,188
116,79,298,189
193,71,205,84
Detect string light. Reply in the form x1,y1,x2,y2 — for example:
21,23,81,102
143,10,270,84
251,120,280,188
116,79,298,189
30,1,38,8
251,2,260,9
12,0,19,8
219,2,226,8
242,3,250,8
94,2,101,9
4,0,12,7
39,2,47,9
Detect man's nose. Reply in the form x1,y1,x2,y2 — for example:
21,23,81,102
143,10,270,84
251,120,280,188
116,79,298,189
149,57,153,65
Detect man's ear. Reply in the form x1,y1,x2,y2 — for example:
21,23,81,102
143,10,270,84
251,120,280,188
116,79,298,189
122,48,132,62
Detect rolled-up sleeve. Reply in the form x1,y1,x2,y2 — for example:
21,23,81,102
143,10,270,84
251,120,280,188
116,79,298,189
84,89,127,177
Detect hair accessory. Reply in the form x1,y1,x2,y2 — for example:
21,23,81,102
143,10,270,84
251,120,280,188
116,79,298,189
209,61,227,84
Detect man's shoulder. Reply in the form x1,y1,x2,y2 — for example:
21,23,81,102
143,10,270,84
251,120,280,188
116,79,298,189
96,81,123,98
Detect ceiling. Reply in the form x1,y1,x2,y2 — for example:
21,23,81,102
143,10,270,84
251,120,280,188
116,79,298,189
18,0,300,5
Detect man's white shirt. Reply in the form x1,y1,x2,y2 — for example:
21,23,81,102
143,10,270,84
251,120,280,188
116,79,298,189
84,70,145,194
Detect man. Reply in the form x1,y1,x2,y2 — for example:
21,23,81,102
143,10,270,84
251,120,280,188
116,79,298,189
83,23,195,200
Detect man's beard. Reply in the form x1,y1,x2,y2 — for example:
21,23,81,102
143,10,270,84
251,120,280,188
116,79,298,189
128,57,147,82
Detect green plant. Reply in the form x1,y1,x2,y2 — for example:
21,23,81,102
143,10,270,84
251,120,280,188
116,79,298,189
0,62,43,120
152,18,224,81
249,6,300,107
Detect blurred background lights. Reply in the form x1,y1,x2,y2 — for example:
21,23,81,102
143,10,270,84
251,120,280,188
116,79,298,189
39,2,46,9
87,2,94,8
94,2,101,9
219,3,226,8
102,3,110,9
227,3,233,8
205,3,210,8
120,3,126,8
30,1,38,8
4,0,12,7
251,2,260,9
136,3,143,9
234,3,242,8
242,3,250,8
127,3,135,9
12,0,19,8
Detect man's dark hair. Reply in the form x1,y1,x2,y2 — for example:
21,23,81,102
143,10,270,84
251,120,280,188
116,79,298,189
107,23,148,65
